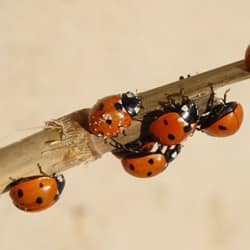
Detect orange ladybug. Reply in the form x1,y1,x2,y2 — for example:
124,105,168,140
114,142,181,178
245,45,250,70
9,165,65,212
198,89,243,137
88,91,142,138
149,99,198,146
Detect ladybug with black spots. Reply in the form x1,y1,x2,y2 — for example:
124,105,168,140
88,91,142,138
149,97,198,146
113,141,181,178
198,88,243,137
9,164,65,212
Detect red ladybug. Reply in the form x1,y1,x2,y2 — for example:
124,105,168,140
198,90,243,137
88,91,142,138
149,99,198,146
9,165,65,212
114,142,181,178
245,45,250,70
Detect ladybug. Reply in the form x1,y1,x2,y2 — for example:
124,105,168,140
245,44,250,70
114,142,181,178
149,98,198,146
198,89,243,137
88,91,142,138
9,164,65,212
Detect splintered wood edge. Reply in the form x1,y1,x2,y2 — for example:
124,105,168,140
0,59,249,193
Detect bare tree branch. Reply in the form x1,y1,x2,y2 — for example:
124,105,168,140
0,59,249,194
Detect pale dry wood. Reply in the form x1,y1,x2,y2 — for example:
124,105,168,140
0,60,249,193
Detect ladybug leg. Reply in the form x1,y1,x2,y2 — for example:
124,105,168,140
179,87,185,96
135,92,144,108
109,138,126,150
109,138,138,153
37,163,48,176
116,124,126,136
223,88,230,103
170,87,189,104
166,94,177,108
180,90,190,103
205,85,216,111
179,87,193,103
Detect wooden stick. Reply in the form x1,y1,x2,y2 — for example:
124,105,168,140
0,59,249,193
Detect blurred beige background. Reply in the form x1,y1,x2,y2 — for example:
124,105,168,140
0,1,250,250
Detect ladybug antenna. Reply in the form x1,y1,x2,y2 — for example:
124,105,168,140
205,85,216,111
223,88,230,103
166,94,176,107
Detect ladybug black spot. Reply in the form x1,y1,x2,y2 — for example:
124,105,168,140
168,134,175,140
148,158,154,164
218,125,227,130
99,103,104,110
36,197,43,204
129,164,135,171
163,119,168,125
106,119,112,125
17,189,23,198
54,194,59,201
114,102,123,111
39,182,44,188
147,171,152,176
183,125,191,133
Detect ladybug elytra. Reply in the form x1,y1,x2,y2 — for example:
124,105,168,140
9,165,65,212
149,98,198,146
198,89,243,137
88,91,142,138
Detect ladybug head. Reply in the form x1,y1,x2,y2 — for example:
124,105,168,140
165,144,182,163
55,174,65,195
121,91,142,117
179,100,198,124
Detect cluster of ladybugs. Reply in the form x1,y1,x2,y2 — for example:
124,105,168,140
7,46,249,213
6,88,243,213
88,86,243,178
